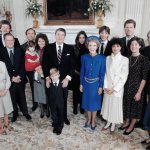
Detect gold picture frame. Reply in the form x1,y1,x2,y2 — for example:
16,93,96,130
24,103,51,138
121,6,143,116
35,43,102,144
43,0,95,25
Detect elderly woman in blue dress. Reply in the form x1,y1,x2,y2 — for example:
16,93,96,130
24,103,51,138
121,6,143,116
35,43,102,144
80,36,106,130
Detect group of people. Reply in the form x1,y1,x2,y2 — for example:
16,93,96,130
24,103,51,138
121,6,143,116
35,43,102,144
0,18,150,148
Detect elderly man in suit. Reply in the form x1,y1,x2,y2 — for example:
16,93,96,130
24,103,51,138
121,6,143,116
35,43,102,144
120,19,145,57
0,33,31,122
42,28,74,125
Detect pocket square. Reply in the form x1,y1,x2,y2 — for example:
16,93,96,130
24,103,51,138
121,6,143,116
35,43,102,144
66,54,70,56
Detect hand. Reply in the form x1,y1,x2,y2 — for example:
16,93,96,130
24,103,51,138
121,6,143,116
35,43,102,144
80,85,83,92
105,88,114,95
98,88,102,95
46,78,51,88
104,88,109,93
61,78,69,88
0,89,8,96
134,92,141,101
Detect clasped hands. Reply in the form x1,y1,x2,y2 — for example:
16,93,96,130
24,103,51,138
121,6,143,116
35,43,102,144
104,88,114,95
12,75,21,83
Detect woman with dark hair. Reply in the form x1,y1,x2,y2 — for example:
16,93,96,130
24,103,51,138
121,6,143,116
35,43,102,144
72,31,88,114
120,37,149,135
101,38,129,133
34,33,50,118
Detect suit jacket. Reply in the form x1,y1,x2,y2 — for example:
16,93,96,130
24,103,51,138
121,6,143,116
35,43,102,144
42,42,74,80
21,41,28,53
0,46,25,80
0,35,20,49
141,46,150,60
99,41,111,56
48,81,64,108
120,36,145,57
104,53,129,97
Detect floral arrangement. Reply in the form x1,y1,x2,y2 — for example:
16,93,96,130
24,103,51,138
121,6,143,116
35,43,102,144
25,0,43,17
88,0,113,15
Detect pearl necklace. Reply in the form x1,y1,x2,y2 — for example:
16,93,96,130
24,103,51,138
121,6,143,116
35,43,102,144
129,55,140,67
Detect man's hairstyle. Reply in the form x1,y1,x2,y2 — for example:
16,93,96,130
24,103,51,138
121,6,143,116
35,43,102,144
50,68,59,76
25,28,36,35
3,33,14,40
55,28,66,36
99,25,110,34
0,20,11,30
124,19,136,28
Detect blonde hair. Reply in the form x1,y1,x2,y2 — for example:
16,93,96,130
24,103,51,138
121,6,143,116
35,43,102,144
86,37,100,48
49,68,59,76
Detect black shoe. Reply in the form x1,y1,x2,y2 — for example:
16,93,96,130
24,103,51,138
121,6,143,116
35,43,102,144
53,128,57,133
141,139,150,145
46,107,50,118
32,105,38,111
40,107,44,118
80,108,84,114
146,145,150,150
123,128,134,135
11,116,17,122
73,108,77,115
56,128,62,135
64,119,70,125
118,125,129,130
25,114,32,120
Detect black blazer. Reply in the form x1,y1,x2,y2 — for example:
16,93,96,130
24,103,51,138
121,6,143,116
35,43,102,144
0,46,25,80
42,42,74,80
48,81,64,108
141,46,150,60
21,42,28,53
0,36,20,49
103,41,111,56
120,36,145,57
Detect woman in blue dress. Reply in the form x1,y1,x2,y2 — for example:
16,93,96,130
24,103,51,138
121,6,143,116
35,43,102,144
80,37,106,130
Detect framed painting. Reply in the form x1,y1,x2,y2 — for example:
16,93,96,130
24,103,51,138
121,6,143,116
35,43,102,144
43,0,95,25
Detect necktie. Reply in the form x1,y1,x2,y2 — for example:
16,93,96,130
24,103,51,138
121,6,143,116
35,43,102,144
57,46,62,64
100,43,104,55
54,82,57,87
10,50,13,64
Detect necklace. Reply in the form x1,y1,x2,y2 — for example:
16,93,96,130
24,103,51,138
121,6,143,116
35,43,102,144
129,55,140,67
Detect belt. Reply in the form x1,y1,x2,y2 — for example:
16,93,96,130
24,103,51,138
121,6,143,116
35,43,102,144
84,77,99,83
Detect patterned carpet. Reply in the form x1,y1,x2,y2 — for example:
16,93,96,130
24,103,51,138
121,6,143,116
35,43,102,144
0,84,148,150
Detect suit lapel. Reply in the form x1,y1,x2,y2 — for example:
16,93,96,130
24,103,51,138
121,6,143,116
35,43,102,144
59,43,67,64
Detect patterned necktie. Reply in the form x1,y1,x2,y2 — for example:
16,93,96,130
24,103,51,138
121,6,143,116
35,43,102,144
57,46,62,64
10,50,13,64
100,43,104,55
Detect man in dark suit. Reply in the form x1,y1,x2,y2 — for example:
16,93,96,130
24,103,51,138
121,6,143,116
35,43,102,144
98,25,111,56
42,28,74,125
0,20,20,49
21,28,38,112
0,33,31,122
120,19,145,57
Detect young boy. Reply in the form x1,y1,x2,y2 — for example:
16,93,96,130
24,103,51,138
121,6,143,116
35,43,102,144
48,68,64,135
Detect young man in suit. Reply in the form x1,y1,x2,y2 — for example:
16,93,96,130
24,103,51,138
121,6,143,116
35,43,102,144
0,33,31,122
120,19,145,57
21,28,38,112
42,28,74,125
0,20,20,49
98,25,111,56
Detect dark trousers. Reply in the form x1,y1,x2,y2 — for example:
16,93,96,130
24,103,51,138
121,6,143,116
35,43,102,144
63,87,68,120
72,73,82,109
51,105,64,129
10,82,29,117
26,71,38,107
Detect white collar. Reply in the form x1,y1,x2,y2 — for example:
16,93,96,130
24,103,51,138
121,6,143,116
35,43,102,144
56,43,63,50
53,79,59,85
101,40,108,46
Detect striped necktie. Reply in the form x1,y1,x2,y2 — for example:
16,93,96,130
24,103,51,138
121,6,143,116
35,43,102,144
57,46,62,64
